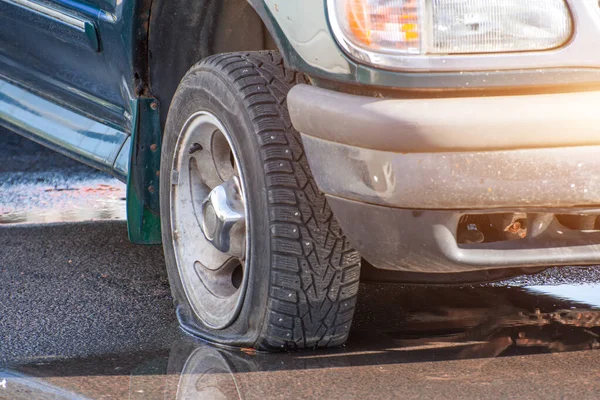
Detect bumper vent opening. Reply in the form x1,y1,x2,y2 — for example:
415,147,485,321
457,212,600,245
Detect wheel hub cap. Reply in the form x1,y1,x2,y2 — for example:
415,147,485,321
200,177,245,259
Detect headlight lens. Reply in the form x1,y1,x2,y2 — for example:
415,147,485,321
331,0,573,58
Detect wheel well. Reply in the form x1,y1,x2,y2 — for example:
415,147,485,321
148,0,278,128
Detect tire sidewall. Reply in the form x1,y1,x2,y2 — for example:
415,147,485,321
160,66,272,346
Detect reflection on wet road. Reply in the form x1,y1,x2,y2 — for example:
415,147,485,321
4,129,600,399
0,181,125,224
4,282,600,399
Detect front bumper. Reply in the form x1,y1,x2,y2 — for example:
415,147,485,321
288,85,600,272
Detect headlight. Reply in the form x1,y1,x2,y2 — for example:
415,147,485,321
330,0,573,64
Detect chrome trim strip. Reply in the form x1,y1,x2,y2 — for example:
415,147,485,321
112,136,130,180
327,0,600,72
8,0,85,30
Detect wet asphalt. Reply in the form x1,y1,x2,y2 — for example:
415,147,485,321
0,128,178,363
4,127,600,399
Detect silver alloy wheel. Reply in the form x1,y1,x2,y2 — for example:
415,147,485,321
170,111,249,329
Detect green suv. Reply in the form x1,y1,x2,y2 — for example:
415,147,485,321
0,0,597,350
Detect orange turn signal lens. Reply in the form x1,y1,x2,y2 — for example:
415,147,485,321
347,0,372,45
340,0,423,54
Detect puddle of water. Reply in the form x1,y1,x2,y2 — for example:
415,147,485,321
525,284,600,308
2,282,600,398
5,292,600,400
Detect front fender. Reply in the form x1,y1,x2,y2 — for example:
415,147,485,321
246,0,356,81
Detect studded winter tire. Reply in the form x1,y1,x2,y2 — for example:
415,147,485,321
160,51,361,350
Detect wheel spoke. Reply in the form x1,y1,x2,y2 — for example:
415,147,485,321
190,146,223,190
194,237,234,271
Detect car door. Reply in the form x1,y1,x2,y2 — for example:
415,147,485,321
0,0,140,131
